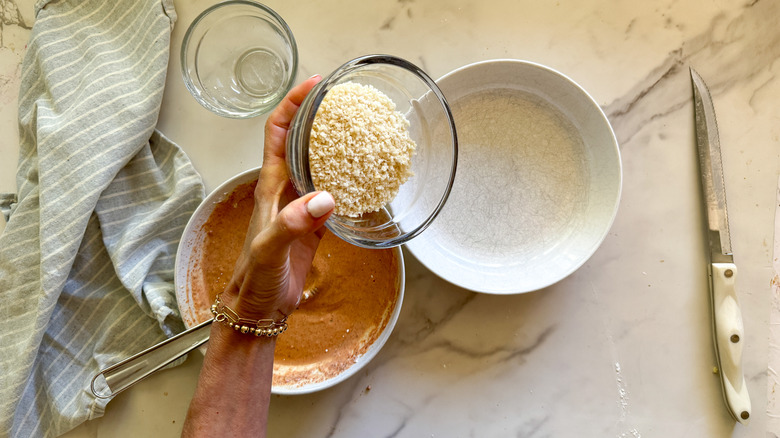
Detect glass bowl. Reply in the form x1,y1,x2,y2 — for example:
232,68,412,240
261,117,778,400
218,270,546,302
181,1,298,118
286,55,458,248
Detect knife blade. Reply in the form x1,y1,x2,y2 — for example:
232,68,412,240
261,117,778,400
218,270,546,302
690,67,751,424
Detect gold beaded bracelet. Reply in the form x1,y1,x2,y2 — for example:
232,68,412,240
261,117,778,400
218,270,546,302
210,293,288,337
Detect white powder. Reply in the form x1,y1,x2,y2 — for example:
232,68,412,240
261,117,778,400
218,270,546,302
430,88,588,259
309,82,416,217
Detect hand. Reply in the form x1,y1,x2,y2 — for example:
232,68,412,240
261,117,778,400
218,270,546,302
222,75,334,322
184,77,334,438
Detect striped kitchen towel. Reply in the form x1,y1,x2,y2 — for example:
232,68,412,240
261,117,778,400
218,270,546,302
0,0,204,437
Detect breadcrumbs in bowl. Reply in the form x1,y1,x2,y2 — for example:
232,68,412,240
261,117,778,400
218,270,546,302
310,82,416,217
287,55,458,248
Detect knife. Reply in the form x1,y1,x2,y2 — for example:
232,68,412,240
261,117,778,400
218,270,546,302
690,67,751,424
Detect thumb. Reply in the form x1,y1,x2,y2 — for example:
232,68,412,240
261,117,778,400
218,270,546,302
253,191,334,257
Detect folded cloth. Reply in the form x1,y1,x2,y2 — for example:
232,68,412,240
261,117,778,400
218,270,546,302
0,0,204,436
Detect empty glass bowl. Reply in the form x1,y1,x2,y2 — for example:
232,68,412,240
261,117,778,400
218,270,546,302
181,1,297,118
286,55,458,248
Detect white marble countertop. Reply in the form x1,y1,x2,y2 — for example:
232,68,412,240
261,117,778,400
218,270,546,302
2,0,779,436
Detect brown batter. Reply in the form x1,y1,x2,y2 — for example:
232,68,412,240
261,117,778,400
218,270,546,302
188,179,400,388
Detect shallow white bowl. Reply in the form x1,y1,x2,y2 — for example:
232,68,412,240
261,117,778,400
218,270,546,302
405,59,622,294
174,167,405,394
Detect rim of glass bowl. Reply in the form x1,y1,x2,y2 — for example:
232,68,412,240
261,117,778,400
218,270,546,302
286,54,458,248
180,0,299,119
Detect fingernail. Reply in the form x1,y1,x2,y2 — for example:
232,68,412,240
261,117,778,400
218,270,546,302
309,74,322,80
307,192,334,218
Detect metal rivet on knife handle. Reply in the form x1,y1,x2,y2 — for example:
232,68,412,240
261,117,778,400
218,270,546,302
741,411,749,420
730,334,740,343
725,269,733,278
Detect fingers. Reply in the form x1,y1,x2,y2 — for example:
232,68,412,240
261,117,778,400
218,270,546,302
263,75,322,164
252,75,323,234
306,191,336,218
250,191,334,261
267,75,322,131
228,78,330,321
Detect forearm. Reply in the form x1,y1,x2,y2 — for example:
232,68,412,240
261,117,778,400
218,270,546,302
182,321,276,437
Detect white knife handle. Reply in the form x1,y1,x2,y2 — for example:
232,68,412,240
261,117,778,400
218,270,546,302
711,262,751,424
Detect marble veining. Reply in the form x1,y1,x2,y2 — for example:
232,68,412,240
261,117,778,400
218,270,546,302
604,0,780,146
0,0,34,204
1,0,32,33
0,0,32,61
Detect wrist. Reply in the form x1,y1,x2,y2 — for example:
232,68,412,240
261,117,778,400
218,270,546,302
211,293,289,337
219,280,291,322
209,318,277,350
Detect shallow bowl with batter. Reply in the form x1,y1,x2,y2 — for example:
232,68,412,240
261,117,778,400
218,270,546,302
174,167,405,395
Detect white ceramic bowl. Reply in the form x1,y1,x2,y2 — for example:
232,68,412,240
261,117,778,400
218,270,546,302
405,59,622,294
174,167,405,394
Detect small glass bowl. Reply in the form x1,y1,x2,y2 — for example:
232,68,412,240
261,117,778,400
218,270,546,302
286,55,458,249
181,1,297,118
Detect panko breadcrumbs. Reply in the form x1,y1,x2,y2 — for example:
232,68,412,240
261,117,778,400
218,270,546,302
309,82,416,217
